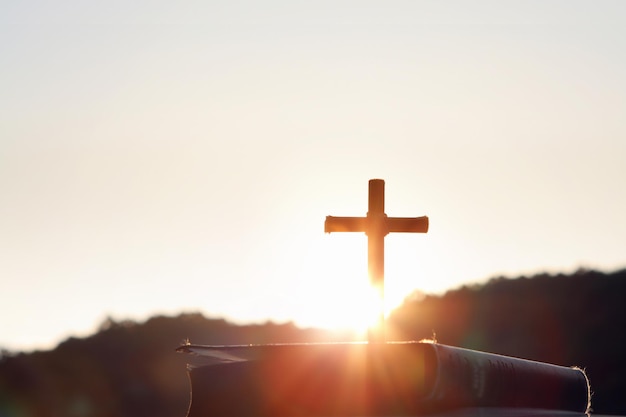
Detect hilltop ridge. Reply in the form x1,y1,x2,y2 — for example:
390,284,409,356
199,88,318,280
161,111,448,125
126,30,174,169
1,268,624,416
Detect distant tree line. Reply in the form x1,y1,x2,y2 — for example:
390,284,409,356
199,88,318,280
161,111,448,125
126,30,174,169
387,268,626,414
0,268,624,416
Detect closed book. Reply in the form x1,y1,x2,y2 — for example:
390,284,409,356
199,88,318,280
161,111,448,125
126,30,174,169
176,342,590,417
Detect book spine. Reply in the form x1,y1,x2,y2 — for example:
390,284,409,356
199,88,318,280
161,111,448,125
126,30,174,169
426,344,590,413
181,342,591,416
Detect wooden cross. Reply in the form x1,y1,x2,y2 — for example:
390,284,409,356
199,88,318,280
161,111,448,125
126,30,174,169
325,179,429,342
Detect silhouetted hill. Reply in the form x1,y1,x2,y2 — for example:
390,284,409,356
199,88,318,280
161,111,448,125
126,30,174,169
388,268,626,414
0,315,353,417
1,268,624,416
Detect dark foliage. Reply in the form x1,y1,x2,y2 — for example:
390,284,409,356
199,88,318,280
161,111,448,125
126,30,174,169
387,268,626,415
0,315,349,417
0,268,624,416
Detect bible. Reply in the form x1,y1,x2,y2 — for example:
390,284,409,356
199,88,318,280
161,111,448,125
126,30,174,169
176,341,590,416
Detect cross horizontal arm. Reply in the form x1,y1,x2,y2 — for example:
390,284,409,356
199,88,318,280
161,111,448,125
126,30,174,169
387,216,429,233
325,216,366,233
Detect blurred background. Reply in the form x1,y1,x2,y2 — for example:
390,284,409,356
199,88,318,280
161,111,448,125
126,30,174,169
1,1,625,415
2,0,624,352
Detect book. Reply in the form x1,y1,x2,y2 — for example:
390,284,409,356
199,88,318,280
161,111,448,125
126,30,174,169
176,341,590,417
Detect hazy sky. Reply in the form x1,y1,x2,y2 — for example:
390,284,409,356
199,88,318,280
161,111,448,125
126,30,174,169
2,1,625,351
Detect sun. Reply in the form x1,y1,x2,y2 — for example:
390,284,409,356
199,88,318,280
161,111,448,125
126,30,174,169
297,280,384,339
289,233,389,338
334,283,385,336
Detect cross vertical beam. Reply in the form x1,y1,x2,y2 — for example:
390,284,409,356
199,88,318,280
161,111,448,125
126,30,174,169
367,179,385,289
325,179,429,342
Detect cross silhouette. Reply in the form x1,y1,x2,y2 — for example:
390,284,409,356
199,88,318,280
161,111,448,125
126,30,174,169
325,179,429,342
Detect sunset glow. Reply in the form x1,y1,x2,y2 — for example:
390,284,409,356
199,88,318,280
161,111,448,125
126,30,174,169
2,2,626,351
332,282,384,337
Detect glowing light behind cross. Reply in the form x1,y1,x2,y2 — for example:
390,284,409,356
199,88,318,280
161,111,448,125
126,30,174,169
325,179,429,342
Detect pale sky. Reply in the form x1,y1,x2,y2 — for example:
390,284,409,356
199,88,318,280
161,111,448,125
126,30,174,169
1,1,625,352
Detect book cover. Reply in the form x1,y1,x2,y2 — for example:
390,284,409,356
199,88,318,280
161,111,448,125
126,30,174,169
176,341,590,416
